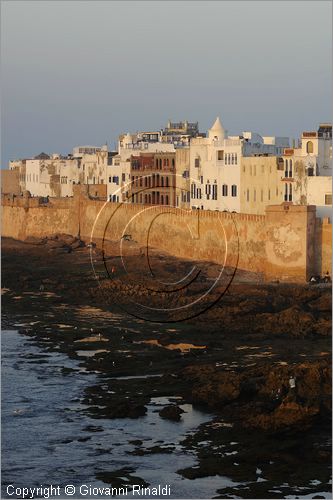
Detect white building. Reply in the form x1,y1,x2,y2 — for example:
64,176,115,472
297,124,332,176
189,117,288,212
281,124,332,218
190,118,241,212
24,155,82,197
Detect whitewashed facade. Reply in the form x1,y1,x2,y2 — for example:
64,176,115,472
189,118,288,212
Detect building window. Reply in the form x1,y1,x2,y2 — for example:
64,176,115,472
231,185,237,197
235,153,237,164
268,189,271,201
289,183,292,201
289,159,293,177
246,189,249,202
217,150,224,161
284,184,288,201
109,176,112,183
212,184,217,200
194,158,200,168
306,141,314,154
205,183,211,200
260,189,263,202
325,194,332,205
254,189,256,202
284,159,289,178
222,184,228,196
166,177,169,187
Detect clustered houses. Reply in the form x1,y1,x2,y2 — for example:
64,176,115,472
7,145,111,199
4,119,332,218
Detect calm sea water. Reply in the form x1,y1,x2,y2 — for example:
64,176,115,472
1,329,233,499
2,329,331,500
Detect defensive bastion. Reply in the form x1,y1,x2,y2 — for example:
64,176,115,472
1,186,331,282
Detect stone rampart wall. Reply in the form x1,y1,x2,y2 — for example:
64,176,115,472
2,187,331,282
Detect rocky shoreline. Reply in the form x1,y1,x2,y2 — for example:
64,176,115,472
2,236,331,499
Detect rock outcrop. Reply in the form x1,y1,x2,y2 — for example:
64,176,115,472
182,360,331,431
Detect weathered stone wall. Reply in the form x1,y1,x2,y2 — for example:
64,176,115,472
77,197,265,274
315,217,332,276
2,187,331,282
1,170,20,195
265,204,317,281
1,194,78,240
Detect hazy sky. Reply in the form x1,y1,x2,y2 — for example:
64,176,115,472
1,1,332,166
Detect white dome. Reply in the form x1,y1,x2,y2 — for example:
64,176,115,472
208,117,225,141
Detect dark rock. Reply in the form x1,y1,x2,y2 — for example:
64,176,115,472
159,404,184,421
96,468,149,488
82,425,104,433
308,294,331,313
181,360,331,431
24,236,46,245
129,439,143,446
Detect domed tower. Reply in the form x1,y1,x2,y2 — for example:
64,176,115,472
208,117,225,141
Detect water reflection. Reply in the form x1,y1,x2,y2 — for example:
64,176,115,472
2,330,230,499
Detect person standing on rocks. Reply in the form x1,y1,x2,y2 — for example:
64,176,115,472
285,375,297,403
289,376,296,390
